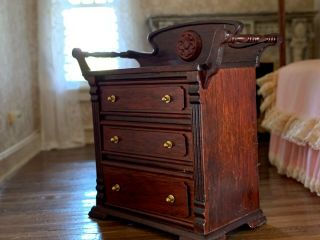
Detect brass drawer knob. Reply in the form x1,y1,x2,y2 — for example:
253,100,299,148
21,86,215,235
166,194,175,204
163,140,174,149
161,95,171,104
110,136,119,143
107,95,117,103
111,184,120,192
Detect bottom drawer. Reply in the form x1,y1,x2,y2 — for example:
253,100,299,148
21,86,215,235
104,166,192,219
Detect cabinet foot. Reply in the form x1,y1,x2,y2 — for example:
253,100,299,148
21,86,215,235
88,206,108,220
247,214,266,229
179,235,226,240
216,235,226,240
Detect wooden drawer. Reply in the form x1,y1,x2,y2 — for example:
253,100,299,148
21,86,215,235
100,85,186,112
102,126,191,159
104,166,192,219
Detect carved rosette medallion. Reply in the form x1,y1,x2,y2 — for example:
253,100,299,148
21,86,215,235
176,30,202,61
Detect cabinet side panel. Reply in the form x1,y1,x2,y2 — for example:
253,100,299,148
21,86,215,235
201,68,260,232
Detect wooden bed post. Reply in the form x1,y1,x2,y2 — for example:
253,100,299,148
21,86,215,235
278,0,286,66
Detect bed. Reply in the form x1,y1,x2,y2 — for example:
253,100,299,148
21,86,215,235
258,59,320,196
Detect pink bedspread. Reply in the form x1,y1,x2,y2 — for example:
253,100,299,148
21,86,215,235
277,60,320,119
258,59,320,195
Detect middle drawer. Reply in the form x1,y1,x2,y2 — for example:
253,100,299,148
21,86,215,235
102,125,192,160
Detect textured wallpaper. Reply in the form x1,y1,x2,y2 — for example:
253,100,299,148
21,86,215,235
136,0,315,50
0,0,38,152
140,0,314,16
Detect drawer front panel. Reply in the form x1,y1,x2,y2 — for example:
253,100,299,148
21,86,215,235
100,85,186,112
103,126,190,159
104,166,191,218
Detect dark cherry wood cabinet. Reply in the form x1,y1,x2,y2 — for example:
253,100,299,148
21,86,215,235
73,20,279,240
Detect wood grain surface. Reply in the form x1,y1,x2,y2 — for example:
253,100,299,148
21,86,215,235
102,125,191,160
200,67,260,233
0,139,319,240
104,166,193,220
100,85,188,113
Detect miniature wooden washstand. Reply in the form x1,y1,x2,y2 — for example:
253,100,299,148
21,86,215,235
73,20,280,240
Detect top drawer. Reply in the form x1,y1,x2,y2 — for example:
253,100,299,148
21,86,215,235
100,85,187,113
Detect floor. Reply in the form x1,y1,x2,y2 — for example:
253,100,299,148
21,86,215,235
0,137,320,240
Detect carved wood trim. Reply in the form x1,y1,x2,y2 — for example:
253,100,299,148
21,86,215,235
188,77,206,233
148,12,316,66
191,103,206,233
176,30,202,61
89,78,106,206
224,34,279,45
73,21,280,89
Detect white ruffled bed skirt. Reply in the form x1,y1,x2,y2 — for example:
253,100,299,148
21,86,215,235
269,134,320,196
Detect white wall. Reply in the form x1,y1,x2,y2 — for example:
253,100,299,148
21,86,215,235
0,0,39,182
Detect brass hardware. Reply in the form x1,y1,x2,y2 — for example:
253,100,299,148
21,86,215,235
111,184,120,192
110,136,119,143
166,194,175,204
107,95,117,103
161,95,171,104
163,140,174,149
